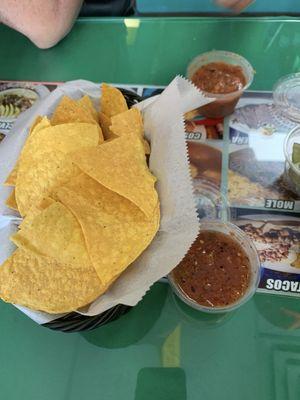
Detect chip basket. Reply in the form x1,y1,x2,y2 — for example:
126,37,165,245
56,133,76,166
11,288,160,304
43,87,142,332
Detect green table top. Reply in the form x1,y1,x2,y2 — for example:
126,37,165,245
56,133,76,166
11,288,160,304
1,17,300,400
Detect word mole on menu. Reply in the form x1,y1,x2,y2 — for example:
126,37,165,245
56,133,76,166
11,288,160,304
265,199,295,210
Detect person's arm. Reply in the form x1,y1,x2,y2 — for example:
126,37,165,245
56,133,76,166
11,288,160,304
215,0,254,13
0,0,83,49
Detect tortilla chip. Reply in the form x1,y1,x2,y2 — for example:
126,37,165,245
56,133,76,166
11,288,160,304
17,116,52,162
3,116,46,186
51,96,104,142
101,83,128,117
20,197,56,231
51,96,94,125
77,95,98,122
0,249,105,314
29,115,44,131
98,112,116,140
3,165,18,187
11,201,91,269
24,116,52,142
56,173,160,285
110,108,143,138
5,189,18,211
71,135,157,219
109,108,150,154
15,123,99,216
55,173,149,223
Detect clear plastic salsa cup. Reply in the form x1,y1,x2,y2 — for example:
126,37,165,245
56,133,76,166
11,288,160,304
187,50,254,118
273,72,300,122
168,220,261,314
283,126,300,195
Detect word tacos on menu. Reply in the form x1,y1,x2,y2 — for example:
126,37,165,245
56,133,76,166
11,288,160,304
0,84,160,314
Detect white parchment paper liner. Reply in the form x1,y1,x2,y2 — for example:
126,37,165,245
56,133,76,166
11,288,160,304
0,77,214,324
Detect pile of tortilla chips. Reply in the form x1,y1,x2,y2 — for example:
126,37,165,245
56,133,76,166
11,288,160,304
0,84,159,314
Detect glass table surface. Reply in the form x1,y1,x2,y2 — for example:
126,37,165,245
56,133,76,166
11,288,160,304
1,17,300,400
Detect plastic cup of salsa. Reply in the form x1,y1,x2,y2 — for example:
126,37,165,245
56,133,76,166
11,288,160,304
187,50,254,118
168,220,261,313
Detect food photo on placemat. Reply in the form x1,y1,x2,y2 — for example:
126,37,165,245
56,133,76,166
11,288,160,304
236,213,300,274
227,137,299,208
185,117,224,141
0,81,50,136
227,94,300,209
187,141,222,188
228,147,298,207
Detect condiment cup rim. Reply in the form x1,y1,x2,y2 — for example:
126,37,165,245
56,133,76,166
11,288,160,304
168,220,261,314
186,50,254,100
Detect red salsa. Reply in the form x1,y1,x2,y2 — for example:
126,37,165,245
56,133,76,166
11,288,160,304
173,230,251,308
192,62,246,94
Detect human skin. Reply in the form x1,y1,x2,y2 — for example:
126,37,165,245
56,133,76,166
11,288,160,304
0,0,83,48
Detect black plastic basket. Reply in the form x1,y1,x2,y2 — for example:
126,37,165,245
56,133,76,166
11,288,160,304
43,87,142,332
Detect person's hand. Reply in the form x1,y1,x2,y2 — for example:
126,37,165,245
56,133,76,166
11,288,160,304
215,0,255,13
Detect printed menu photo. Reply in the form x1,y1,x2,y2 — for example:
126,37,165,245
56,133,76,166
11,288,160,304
185,116,225,221
227,91,299,212
232,208,300,295
185,117,224,141
0,81,58,140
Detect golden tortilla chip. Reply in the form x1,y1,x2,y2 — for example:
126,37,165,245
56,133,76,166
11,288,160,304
24,116,52,144
29,115,44,132
17,116,52,163
11,201,91,269
98,112,116,140
28,115,45,136
5,189,18,211
55,173,150,223
77,95,98,122
110,108,150,154
101,83,128,117
51,96,104,142
15,123,99,216
3,165,18,187
16,153,80,218
71,135,157,219
51,96,94,125
0,249,105,314
56,173,160,285
110,108,143,138
3,116,46,186
20,197,56,231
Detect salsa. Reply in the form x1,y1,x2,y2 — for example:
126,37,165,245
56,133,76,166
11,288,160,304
173,230,251,307
192,62,246,94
